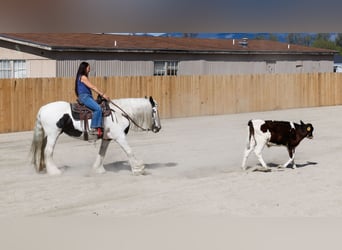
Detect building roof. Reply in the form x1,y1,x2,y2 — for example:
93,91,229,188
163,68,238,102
0,33,337,55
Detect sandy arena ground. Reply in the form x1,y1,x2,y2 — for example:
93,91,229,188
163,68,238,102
1,105,342,218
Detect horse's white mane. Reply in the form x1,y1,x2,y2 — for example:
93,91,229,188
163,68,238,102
110,98,153,131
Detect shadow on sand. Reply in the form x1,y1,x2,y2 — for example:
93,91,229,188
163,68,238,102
247,161,318,172
104,161,178,173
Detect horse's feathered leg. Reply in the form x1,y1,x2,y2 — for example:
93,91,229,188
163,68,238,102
30,114,46,172
92,139,111,174
115,135,145,175
45,132,62,175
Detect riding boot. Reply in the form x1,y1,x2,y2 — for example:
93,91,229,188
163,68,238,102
97,127,103,139
89,128,103,139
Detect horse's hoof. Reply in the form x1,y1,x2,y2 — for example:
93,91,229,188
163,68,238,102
94,167,106,174
47,169,62,176
132,169,145,176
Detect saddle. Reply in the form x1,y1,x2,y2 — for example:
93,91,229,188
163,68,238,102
70,95,112,140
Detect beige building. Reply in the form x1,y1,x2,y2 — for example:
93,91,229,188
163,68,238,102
0,46,56,78
0,33,337,78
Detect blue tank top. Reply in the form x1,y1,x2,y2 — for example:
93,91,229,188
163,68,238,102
77,75,92,96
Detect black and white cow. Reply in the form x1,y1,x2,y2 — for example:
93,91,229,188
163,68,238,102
241,119,314,170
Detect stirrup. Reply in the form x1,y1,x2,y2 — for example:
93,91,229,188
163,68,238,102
89,128,103,138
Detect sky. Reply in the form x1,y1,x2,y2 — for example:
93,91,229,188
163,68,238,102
1,0,342,32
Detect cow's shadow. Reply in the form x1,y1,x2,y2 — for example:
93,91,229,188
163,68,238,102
104,161,178,173
249,161,318,172
268,161,318,169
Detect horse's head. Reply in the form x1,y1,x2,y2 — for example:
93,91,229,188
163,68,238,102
148,96,161,133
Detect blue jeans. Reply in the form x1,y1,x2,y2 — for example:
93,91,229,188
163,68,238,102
78,93,102,128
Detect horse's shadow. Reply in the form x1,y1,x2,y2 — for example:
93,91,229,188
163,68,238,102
104,161,178,173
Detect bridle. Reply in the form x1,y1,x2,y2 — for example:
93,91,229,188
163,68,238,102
107,98,160,132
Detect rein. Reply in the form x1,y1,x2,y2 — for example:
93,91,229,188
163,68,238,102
107,99,151,131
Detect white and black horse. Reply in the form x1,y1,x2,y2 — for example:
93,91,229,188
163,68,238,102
30,96,161,175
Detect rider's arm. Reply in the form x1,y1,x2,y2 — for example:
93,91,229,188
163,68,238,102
81,75,108,99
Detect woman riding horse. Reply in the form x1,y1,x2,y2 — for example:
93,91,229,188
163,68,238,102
75,61,108,138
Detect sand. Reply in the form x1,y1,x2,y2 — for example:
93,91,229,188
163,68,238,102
1,105,342,217
1,105,342,249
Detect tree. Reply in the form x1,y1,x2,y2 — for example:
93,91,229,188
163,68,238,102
269,34,278,41
312,39,339,51
316,33,330,41
255,34,278,41
287,33,298,44
287,33,315,46
183,33,197,38
255,34,266,40
335,33,342,48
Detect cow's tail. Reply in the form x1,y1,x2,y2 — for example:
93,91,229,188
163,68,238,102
29,109,47,172
246,120,255,149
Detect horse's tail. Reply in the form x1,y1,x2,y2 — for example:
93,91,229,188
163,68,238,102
246,120,255,149
29,110,47,172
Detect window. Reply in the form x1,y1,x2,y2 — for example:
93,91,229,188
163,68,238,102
0,61,11,78
0,60,27,78
154,61,178,76
266,60,275,73
14,60,27,78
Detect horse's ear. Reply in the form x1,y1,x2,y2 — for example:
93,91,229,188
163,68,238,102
149,96,155,106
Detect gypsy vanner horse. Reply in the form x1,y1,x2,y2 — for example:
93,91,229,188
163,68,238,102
29,96,161,176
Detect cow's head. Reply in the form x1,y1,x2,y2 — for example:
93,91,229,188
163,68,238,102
300,120,314,139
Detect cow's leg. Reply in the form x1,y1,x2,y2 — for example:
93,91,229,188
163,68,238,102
282,148,296,169
253,140,268,169
241,138,255,170
91,139,111,174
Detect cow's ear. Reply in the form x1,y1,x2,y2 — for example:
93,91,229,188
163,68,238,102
300,120,305,126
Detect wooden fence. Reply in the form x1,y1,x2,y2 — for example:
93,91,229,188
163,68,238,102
1,73,342,133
